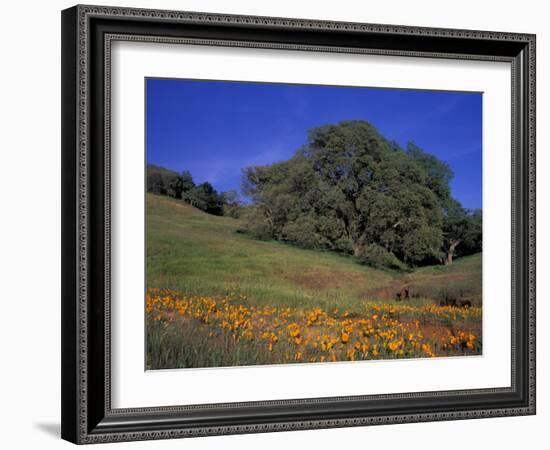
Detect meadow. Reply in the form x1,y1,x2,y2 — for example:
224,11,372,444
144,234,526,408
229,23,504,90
146,193,482,369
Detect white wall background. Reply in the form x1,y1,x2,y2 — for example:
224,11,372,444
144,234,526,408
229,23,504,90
0,0,546,448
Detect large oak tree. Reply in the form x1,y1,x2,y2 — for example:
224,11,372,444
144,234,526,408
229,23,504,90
243,120,480,268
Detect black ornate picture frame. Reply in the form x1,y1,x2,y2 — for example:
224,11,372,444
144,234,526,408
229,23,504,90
61,4,536,444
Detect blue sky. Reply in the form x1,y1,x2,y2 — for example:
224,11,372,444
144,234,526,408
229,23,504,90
146,78,482,210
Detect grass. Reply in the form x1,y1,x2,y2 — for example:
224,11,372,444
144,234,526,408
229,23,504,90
147,194,481,310
147,194,401,312
146,193,482,368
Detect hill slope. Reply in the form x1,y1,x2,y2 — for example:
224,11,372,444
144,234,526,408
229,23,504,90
146,194,481,310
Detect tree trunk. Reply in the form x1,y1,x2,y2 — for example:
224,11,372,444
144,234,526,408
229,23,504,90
445,239,461,265
352,232,368,257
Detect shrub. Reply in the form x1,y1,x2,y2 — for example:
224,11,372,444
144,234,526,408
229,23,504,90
282,215,319,249
239,209,273,240
355,243,407,271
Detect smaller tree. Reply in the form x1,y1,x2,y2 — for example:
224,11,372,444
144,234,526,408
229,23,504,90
164,172,183,199
442,199,482,264
221,189,244,218
147,170,165,195
186,182,224,216
180,170,195,195
459,208,482,256
147,164,185,197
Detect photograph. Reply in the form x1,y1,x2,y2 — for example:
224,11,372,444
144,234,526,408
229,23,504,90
145,78,483,370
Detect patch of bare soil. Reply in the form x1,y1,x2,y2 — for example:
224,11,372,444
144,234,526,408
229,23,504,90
283,268,372,291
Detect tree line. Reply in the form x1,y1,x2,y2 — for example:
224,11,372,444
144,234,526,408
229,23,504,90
242,120,481,269
147,164,243,218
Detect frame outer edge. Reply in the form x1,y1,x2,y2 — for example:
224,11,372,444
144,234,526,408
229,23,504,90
61,5,80,445
64,4,537,444
527,34,536,414
76,3,534,41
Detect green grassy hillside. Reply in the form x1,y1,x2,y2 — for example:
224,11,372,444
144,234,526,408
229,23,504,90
146,193,481,311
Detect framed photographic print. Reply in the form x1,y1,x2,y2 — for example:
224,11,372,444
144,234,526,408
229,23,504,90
61,4,536,444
